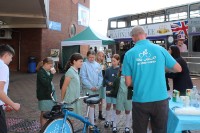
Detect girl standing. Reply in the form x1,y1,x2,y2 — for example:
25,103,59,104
36,57,56,127
80,50,103,126
96,51,107,120
61,53,83,115
104,54,120,131
109,65,132,133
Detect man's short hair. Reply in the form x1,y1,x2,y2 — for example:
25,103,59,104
130,26,146,36
0,44,15,57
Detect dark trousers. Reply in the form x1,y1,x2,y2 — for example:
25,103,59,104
0,106,7,133
132,99,169,133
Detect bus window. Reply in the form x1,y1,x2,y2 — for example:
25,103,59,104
190,10,200,18
119,41,132,51
147,17,152,24
169,13,179,21
190,3,200,18
139,18,146,25
111,21,117,28
169,12,187,21
131,20,138,26
192,36,200,52
178,12,187,19
166,5,188,21
153,16,165,23
118,21,126,28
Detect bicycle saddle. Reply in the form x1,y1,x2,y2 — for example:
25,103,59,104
84,96,101,104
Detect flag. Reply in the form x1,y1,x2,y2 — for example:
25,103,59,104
170,21,188,37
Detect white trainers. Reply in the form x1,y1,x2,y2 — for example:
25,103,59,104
125,127,130,133
112,127,117,133
104,121,109,128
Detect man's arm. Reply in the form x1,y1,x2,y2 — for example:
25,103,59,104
125,76,132,87
0,81,20,111
166,63,182,73
172,63,182,72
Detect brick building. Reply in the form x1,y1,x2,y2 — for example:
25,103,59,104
0,0,90,72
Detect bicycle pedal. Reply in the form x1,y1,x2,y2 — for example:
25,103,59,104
89,125,99,131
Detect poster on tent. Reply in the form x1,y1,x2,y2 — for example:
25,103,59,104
78,4,90,27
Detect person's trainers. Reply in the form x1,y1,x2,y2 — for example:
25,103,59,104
104,121,109,128
125,127,130,133
112,127,117,133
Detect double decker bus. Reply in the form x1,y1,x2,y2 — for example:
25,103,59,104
107,1,200,75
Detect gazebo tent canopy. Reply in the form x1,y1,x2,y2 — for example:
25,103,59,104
61,27,115,46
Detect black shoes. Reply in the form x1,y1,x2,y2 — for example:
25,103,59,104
98,114,105,120
98,111,105,120
110,121,113,127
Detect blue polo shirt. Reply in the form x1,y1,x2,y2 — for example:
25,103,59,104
122,39,176,102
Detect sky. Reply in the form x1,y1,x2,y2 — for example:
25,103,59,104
89,0,199,36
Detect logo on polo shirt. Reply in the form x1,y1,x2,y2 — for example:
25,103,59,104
136,49,156,65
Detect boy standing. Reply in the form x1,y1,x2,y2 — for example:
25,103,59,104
0,44,20,133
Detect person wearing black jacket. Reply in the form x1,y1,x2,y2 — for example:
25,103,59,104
166,45,193,95
36,57,57,128
108,65,132,133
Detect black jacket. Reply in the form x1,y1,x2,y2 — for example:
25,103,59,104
110,76,133,100
166,57,193,94
36,67,54,100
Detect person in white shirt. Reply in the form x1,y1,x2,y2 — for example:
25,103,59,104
0,44,20,133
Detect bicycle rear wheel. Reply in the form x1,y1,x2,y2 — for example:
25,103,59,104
40,117,74,133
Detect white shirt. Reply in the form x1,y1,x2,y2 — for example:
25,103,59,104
0,59,9,105
177,43,188,52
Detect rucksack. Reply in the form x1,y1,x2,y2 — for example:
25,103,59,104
59,74,65,89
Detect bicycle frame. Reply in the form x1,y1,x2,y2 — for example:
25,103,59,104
61,106,99,133
44,93,100,133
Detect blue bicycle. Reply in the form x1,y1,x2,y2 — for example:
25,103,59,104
40,93,101,133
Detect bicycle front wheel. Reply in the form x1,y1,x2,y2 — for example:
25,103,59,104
41,117,74,133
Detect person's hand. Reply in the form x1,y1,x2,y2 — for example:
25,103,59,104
106,91,111,94
50,67,56,74
11,103,20,111
91,87,97,91
108,82,113,86
5,105,13,112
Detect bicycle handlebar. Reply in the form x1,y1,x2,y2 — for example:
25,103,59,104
50,91,99,106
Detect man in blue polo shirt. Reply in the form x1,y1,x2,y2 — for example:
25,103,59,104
122,26,182,133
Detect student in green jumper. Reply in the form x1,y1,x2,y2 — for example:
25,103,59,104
36,57,57,128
